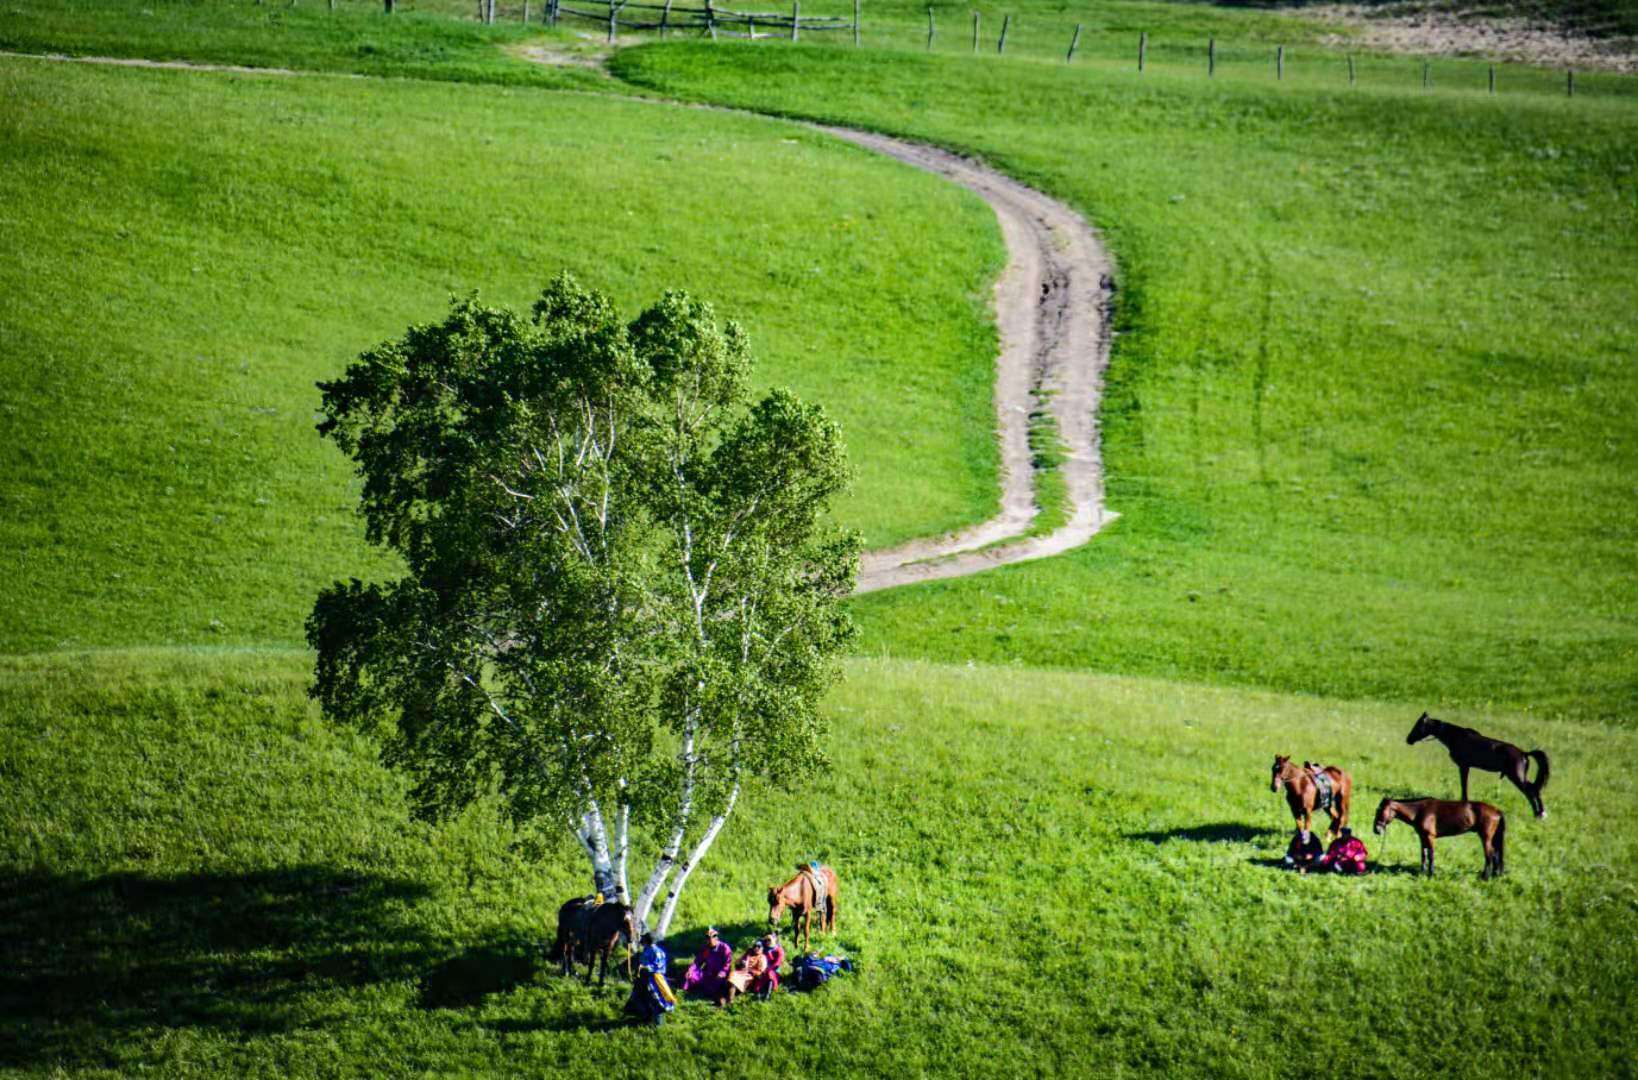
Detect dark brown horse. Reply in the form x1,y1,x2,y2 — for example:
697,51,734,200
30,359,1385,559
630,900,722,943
767,864,839,952
1270,755,1353,842
1374,796,1505,878
551,896,636,985
1407,712,1550,819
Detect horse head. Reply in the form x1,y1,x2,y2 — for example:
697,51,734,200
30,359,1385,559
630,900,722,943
1270,755,1291,792
1373,796,1397,834
767,884,785,926
1407,711,1435,745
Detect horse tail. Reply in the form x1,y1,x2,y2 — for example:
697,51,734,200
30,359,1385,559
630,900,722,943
1527,749,1550,793
1494,811,1506,875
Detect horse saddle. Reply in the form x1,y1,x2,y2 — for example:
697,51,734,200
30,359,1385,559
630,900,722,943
804,864,830,920
1311,768,1334,812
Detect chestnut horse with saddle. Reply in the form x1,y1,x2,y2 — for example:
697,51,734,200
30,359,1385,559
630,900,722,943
1270,755,1353,841
767,864,839,951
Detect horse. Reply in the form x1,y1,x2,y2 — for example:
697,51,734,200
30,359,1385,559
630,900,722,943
1374,796,1505,879
1269,755,1352,842
551,895,636,985
1407,712,1550,819
767,864,839,952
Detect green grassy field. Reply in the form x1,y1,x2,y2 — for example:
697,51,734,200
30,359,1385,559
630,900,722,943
614,42,1638,723
5,649,1633,1077
3,3,1637,1075
0,57,1002,653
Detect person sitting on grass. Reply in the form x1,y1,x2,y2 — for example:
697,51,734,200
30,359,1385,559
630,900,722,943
725,940,769,1006
624,932,676,1027
754,933,784,1000
681,927,733,1004
1283,827,1324,873
1317,827,1369,874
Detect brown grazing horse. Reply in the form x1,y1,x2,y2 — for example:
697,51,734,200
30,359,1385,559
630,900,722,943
1270,755,1352,842
1374,796,1505,878
767,864,839,951
1407,712,1550,819
551,896,636,985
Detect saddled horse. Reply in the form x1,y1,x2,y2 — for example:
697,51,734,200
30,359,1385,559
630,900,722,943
551,895,636,985
1407,712,1549,819
768,864,839,952
1374,796,1505,879
1270,755,1353,842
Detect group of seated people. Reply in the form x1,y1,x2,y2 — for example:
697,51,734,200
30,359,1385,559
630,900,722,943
626,926,787,1026
1283,826,1369,874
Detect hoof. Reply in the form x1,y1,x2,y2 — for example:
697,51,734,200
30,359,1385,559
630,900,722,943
1536,810,1548,820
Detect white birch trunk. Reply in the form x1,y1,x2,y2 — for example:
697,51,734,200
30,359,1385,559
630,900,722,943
614,786,631,905
631,720,697,928
652,780,739,938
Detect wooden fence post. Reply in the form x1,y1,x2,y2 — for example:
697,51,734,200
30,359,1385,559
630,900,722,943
328,0,335,11
1422,61,1430,89
1208,37,1215,77
1347,53,1354,85
792,0,800,40
607,0,615,41
1138,31,1146,72
550,0,559,26
972,10,978,54
1066,23,1080,63
523,0,529,22
853,0,860,46
927,6,933,50
1276,44,1283,80
748,13,755,38
708,0,717,40
488,0,496,24
1567,69,1574,96
1488,64,1495,94
385,0,394,11
997,13,1009,54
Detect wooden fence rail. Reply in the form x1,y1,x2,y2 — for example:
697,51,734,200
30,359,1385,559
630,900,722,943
554,0,853,38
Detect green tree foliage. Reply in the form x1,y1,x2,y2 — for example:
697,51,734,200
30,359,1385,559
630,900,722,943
308,273,857,933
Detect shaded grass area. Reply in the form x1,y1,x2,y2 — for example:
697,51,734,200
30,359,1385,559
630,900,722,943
0,58,1003,653
614,43,1638,723
2,649,1633,1076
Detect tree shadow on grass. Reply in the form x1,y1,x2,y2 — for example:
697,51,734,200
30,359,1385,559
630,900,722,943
0,866,437,1069
1127,822,1281,845
418,942,544,1010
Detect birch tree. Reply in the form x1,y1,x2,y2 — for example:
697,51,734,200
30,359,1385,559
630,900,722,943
308,274,856,938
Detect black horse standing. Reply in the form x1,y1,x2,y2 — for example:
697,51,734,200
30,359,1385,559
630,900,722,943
552,896,636,985
1407,712,1550,819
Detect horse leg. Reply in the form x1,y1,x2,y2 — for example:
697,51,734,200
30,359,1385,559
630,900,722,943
1506,759,1538,818
1459,764,1470,802
1422,836,1435,877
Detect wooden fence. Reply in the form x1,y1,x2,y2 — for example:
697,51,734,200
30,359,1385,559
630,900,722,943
547,0,858,42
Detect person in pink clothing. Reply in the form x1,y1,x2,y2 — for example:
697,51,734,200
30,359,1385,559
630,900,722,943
752,933,784,999
681,927,733,1003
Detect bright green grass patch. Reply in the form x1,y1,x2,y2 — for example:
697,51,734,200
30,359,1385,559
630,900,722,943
2,649,1633,1076
613,44,1638,723
0,58,1003,653
0,0,611,88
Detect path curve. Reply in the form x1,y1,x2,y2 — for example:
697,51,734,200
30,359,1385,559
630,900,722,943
822,129,1118,593
3,51,1121,593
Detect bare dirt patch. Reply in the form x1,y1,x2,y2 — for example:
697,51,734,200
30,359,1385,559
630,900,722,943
1306,5,1638,72
828,130,1118,594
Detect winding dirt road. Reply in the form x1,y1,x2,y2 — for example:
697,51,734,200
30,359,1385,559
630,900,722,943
825,130,1117,594
6,51,1120,593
